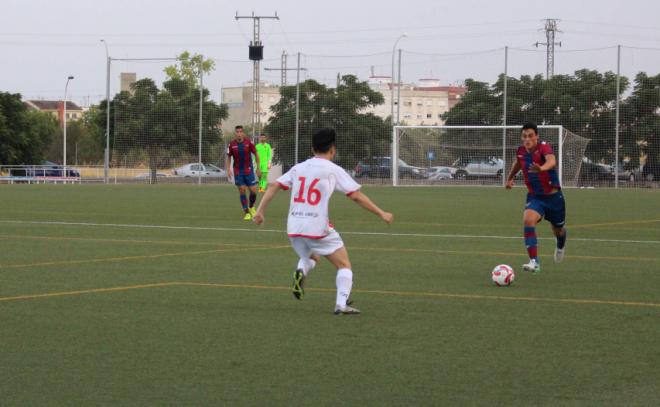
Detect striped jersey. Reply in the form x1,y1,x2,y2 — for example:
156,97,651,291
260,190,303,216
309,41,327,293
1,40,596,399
517,141,561,196
227,139,257,175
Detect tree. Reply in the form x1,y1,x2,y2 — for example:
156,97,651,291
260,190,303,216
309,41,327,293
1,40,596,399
0,92,57,165
444,70,630,162
164,52,215,88
264,75,390,170
88,52,228,182
620,72,660,174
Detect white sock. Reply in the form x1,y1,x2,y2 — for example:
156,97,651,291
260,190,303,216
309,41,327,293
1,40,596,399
297,258,317,277
335,268,353,308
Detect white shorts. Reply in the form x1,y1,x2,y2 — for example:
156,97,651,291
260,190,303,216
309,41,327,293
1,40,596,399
289,230,345,259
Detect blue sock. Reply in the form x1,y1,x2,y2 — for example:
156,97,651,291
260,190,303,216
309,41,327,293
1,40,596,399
557,228,567,249
240,194,248,212
524,226,538,262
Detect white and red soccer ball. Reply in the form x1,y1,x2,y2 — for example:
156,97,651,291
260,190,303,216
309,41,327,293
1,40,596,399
491,264,515,286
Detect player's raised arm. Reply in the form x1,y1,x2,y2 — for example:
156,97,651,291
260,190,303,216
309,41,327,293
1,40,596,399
348,190,393,224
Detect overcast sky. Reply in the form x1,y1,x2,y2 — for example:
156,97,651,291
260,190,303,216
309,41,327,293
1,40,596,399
2,0,659,106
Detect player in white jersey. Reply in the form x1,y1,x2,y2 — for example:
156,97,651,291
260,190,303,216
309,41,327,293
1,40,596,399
253,128,393,315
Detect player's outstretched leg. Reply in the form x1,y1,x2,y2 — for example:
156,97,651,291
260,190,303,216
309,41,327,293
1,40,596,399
553,226,567,263
522,210,542,273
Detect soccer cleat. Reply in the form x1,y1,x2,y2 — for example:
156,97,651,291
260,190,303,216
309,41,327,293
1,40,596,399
554,247,565,263
258,188,265,193
522,259,541,273
334,305,361,315
292,269,305,300
243,212,252,221
249,207,257,216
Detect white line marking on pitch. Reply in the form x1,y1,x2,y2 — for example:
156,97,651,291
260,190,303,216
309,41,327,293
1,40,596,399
2,219,659,245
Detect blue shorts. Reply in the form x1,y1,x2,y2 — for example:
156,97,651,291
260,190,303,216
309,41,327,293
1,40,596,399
234,172,257,187
525,192,566,227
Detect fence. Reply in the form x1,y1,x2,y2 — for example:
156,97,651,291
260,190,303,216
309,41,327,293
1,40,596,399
88,45,658,187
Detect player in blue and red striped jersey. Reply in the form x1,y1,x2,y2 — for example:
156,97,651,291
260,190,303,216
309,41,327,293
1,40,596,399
225,125,261,220
505,123,567,273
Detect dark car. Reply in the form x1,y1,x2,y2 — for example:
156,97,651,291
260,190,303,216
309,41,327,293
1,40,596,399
578,160,613,184
355,157,425,179
26,161,80,177
640,162,659,182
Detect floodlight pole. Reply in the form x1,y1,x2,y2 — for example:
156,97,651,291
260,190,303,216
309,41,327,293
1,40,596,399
101,39,111,184
615,45,621,189
502,46,508,187
198,65,204,186
295,52,301,164
391,33,407,185
63,76,74,180
396,48,402,124
235,11,279,141
390,33,408,125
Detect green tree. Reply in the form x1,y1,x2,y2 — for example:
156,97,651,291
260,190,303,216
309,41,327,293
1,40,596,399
88,52,228,182
444,70,629,162
264,75,390,170
620,72,660,174
0,92,57,165
164,51,215,88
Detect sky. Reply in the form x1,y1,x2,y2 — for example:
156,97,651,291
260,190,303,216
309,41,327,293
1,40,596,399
1,0,659,107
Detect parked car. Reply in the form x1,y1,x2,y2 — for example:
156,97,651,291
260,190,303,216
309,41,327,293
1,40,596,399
452,157,504,179
428,166,458,176
427,167,454,181
640,162,659,182
354,157,425,179
25,161,80,177
578,159,614,184
135,172,169,180
173,163,227,178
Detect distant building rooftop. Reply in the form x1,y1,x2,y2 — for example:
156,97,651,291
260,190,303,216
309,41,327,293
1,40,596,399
26,100,82,111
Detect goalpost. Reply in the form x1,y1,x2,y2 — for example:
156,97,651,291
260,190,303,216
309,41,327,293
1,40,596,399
392,125,590,187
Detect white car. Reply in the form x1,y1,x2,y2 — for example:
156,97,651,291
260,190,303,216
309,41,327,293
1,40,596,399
427,166,454,181
135,172,169,179
453,158,504,178
173,163,227,178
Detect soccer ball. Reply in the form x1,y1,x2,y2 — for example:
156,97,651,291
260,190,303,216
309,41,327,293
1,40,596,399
491,264,515,286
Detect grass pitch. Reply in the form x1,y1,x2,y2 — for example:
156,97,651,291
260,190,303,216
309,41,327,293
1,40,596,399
1,184,659,406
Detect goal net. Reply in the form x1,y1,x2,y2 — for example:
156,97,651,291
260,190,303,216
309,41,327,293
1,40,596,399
392,125,590,187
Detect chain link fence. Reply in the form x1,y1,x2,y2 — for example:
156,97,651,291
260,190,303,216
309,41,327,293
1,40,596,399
87,45,658,187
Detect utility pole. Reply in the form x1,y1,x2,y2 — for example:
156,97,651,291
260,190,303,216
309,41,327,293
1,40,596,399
280,51,288,86
264,57,306,85
235,11,279,141
535,18,562,79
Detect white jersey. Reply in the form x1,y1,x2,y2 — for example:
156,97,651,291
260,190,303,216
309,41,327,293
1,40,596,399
277,157,361,238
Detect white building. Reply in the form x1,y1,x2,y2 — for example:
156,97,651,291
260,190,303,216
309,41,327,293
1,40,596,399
366,76,466,126
220,78,466,132
221,82,282,134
